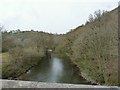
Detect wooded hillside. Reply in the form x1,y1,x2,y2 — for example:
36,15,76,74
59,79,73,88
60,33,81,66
55,8,118,85
1,7,119,85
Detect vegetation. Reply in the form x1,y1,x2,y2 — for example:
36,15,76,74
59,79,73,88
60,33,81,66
1,30,54,78
1,7,119,85
55,8,118,85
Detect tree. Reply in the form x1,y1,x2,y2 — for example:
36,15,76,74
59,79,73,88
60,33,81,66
2,30,16,52
94,10,102,19
0,26,3,52
89,14,94,22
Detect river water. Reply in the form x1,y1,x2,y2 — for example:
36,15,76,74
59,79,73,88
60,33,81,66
19,55,90,84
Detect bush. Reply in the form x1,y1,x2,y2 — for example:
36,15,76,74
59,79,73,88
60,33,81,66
2,46,46,78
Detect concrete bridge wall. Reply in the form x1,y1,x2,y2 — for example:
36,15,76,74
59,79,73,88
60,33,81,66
1,79,119,89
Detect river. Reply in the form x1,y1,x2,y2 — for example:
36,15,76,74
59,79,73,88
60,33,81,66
19,55,91,84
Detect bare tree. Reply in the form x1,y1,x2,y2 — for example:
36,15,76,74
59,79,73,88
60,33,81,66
89,14,94,22
94,10,102,19
0,26,3,52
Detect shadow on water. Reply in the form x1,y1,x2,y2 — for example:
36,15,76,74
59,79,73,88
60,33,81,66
19,55,91,84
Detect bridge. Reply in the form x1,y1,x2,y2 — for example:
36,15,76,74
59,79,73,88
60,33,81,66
1,79,119,89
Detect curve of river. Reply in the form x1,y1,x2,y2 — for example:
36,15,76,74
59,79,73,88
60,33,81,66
19,55,91,84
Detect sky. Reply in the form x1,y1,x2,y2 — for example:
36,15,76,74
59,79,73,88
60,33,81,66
0,0,119,34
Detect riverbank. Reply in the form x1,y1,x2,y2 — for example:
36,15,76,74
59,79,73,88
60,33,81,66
54,54,92,84
71,60,99,85
16,55,91,84
16,56,49,79
80,70,99,85
71,61,98,85
55,54,98,85
71,64,92,85
2,50,51,79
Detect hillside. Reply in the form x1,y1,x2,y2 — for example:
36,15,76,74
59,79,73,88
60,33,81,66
54,7,118,85
2,31,55,78
1,7,119,85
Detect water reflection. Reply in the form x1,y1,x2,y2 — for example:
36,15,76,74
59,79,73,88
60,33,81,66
49,57,63,82
19,56,90,84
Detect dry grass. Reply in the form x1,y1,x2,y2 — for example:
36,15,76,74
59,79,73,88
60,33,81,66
1,52,10,63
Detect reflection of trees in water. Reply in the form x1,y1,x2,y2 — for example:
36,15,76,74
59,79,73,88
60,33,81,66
48,57,63,82
19,56,90,84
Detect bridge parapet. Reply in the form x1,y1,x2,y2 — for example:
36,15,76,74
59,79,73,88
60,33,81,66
1,79,119,89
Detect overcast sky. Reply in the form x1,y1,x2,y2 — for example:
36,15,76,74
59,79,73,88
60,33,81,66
0,0,119,34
